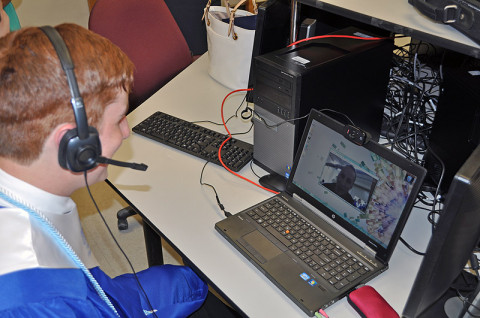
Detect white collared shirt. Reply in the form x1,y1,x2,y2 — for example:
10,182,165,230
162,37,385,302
0,168,98,275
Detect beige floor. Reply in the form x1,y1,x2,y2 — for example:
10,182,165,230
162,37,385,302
72,181,183,278
72,183,149,277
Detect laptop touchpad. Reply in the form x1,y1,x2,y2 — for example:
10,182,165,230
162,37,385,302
237,230,283,264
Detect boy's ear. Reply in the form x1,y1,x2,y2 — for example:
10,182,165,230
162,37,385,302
53,123,76,148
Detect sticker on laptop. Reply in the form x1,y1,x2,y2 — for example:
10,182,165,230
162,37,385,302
300,272,310,281
300,273,318,287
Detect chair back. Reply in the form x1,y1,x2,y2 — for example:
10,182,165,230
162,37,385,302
89,0,193,111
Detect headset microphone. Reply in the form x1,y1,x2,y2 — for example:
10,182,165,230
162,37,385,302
97,156,148,171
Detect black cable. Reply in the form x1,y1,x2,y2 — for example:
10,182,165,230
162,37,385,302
235,95,249,118
470,253,480,272
191,94,253,138
252,107,355,130
414,204,436,213
319,108,356,126
467,307,480,318
455,288,480,318
83,172,158,318
199,162,232,218
382,41,442,166
463,257,480,318
192,118,234,127
399,236,425,256
416,190,432,203
424,146,446,231
197,87,257,203
195,91,254,218
252,109,310,129
231,121,253,136
249,160,262,179
192,94,249,127
413,193,437,212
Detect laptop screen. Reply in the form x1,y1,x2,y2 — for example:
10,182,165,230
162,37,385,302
287,110,425,260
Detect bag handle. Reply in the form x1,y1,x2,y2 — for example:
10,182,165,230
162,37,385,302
203,0,257,40
224,0,258,15
225,0,258,14
228,0,247,39
202,0,212,25
203,0,230,26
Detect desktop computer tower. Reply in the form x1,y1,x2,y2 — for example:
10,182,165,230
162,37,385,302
424,64,480,194
252,27,394,179
246,0,291,102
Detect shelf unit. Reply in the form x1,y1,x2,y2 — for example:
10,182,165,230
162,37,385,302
290,0,480,58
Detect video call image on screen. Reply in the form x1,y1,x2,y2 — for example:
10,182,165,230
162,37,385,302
292,120,418,248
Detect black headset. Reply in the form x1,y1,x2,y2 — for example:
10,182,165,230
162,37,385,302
40,26,102,173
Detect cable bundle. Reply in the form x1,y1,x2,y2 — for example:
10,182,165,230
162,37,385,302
382,41,442,166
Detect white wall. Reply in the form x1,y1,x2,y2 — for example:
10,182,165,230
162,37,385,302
12,0,89,28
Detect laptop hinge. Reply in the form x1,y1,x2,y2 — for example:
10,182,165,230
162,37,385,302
293,193,366,250
364,245,376,257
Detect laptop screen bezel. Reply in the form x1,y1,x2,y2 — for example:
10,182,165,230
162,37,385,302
284,109,426,263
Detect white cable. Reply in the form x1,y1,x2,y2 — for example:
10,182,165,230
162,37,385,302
0,189,119,317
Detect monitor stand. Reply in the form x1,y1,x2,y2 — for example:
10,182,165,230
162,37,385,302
259,173,287,193
444,297,470,317
443,278,480,318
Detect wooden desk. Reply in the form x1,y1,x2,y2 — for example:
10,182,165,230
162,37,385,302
107,54,432,317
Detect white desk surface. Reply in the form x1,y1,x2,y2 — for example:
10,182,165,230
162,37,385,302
295,0,480,58
108,54,432,317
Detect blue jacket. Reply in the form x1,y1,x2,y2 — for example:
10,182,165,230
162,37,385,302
0,265,208,317
0,169,208,317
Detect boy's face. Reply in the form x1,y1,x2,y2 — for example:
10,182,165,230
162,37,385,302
335,166,356,194
86,90,130,184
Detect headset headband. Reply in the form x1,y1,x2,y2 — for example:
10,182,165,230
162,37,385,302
39,26,90,140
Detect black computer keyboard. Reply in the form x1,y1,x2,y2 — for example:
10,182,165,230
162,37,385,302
132,111,254,171
247,198,371,290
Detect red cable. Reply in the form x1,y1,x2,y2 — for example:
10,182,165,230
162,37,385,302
288,34,389,47
218,88,280,195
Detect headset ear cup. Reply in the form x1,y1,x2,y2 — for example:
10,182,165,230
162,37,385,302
58,129,76,170
58,127,102,172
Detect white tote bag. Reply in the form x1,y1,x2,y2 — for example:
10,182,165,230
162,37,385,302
203,0,257,90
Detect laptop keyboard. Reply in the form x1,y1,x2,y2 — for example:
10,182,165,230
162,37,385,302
132,111,253,172
247,198,371,290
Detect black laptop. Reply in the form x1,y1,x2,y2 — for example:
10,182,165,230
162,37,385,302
215,109,426,316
